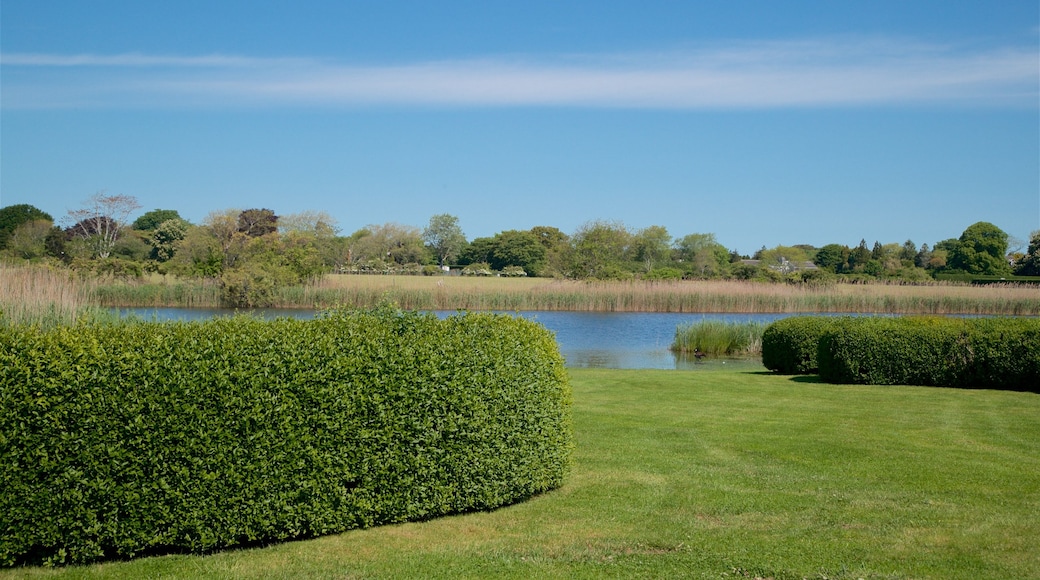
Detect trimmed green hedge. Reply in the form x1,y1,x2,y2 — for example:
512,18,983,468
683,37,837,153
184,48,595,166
0,307,572,566
761,316,837,374
818,317,1040,390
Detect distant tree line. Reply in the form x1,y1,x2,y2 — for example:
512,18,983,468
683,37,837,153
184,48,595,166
2,195,1036,295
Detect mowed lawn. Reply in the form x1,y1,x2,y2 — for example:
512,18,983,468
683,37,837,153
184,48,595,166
6,369,1039,579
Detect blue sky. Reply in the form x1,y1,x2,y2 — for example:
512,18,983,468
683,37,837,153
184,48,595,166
2,1,1037,254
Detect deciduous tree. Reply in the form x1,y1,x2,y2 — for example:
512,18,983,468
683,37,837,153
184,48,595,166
203,209,246,269
529,226,571,276
150,218,190,262
4,220,52,259
279,211,339,237
674,233,730,277
353,223,427,266
631,226,671,273
1014,230,1040,276
948,221,1011,276
65,192,141,258
571,220,630,279
489,230,546,275
237,208,278,237
813,244,848,273
422,214,466,267
0,204,53,249
132,209,184,231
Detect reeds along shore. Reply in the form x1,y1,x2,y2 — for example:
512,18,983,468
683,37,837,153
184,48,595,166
0,264,99,326
671,320,766,356
270,276,1039,315
5,266,1040,317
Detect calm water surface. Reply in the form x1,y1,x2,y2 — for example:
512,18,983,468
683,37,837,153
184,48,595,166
116,308,805,370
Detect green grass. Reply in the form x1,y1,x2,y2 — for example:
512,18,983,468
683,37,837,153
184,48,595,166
5,369,1039,579
671,319,766,356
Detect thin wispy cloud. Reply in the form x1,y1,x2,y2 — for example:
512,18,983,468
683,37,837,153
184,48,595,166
0,53,289,67
2,38,1036,109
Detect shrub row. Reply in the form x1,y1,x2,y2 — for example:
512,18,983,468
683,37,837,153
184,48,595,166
761,317,836,374
818,317,1040,389
0,306,572,566
763,316,1040,391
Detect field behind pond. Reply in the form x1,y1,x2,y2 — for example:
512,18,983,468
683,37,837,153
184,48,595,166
84,271,1040,314
8,369,1038,579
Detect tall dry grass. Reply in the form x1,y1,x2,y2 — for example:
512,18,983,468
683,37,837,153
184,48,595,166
0,264,99,326
29,270,1040,315
296,275,1040,315
93,275,221,307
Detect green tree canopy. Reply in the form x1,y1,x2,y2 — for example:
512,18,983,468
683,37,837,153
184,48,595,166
422,213,466,266
899,240,917,261
3,220,52,259
529,226,571,276
948,221,1011,276
813,244,848,273
237,208,278,237
489,230,547,276
132,209,184,231
459,237,495,266
530,226,569,249
571,220,631,279
848,239,872,271
150,218,190,262
353,223,428,266
674,233,730,277
1014,231,1040,276
279,210,339,237
0,204,53,249
631,226,672,273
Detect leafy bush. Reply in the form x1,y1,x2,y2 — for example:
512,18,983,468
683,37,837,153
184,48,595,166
72,257,144,279
462,262,493,276
761,316,838,374
219,263,284,307
790,268,835,287
0,306,572,566
642,267,684,281
817,316,1040,390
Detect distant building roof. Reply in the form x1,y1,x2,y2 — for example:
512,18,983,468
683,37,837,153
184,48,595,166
741,259,818,272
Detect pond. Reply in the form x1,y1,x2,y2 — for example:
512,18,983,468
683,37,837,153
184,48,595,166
115,308,812,370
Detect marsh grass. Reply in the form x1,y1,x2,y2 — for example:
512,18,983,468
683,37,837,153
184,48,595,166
0,264,103,327
16,268,1040,314
8,369,1038,579
671,319,766,356
298,275,1040,315
93,275,220,307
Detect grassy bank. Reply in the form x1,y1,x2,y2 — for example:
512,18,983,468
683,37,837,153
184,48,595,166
6,369,1038,579
89,274,1040,315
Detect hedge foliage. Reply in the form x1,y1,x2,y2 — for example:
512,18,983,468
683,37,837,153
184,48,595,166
0,306,572,566
761,316,837,374
818,317,1040,390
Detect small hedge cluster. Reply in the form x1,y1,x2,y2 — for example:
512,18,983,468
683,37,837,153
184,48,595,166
817,317,1040,389
763,316,1040,390
0,306,572,566
761,317,836,374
